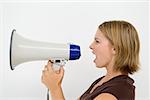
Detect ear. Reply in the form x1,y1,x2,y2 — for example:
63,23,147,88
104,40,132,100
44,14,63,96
112,48,116,55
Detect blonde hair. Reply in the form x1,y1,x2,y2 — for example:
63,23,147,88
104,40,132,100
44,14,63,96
99,20,140,74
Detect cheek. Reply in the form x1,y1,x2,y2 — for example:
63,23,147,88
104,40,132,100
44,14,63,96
96,46,113,63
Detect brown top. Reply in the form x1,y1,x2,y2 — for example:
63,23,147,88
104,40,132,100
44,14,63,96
80,75,135,100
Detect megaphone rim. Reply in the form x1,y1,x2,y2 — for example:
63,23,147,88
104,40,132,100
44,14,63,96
10,29,16,70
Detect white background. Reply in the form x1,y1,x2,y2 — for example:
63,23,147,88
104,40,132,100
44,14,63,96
0,1,149,100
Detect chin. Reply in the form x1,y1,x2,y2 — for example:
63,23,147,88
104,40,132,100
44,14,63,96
96,65,101,68
96,66,104,68
95,64,104,68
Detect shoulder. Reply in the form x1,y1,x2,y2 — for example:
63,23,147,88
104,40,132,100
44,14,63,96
94,93,117,100
99,75,135,99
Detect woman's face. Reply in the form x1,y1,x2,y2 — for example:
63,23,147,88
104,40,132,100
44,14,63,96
89,29,115,68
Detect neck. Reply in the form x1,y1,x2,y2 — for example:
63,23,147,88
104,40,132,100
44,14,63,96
104,57,127,79
105,66,127,80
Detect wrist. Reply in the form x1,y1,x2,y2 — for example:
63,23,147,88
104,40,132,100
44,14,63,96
49,86,65,100
48,84,61,92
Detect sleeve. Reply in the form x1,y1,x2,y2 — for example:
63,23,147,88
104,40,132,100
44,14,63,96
100,83,135,100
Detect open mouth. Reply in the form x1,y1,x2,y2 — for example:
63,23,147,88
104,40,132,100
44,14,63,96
92,51,96,63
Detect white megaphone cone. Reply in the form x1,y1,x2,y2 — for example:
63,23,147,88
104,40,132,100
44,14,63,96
10,29,81,70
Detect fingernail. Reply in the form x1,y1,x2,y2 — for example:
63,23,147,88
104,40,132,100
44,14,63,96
48,60,51,63
49,60,53,63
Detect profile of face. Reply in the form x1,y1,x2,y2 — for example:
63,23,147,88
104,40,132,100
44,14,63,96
89,29,115,68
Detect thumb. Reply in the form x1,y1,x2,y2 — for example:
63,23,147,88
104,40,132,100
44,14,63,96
59,66,64,77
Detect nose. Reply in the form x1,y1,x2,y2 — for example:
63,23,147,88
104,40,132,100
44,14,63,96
89,42,94,50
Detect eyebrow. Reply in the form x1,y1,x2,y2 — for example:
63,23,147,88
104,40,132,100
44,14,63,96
95,37,101,40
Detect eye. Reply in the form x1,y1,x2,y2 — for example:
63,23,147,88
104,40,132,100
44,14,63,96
94,37,101,44
95,40,100,43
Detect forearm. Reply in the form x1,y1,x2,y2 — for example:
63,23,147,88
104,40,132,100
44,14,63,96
49,86,65,100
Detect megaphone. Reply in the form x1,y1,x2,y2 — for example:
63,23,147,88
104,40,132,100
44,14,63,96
10,29,81,70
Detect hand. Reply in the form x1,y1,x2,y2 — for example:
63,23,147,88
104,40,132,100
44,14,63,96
41,60,64,91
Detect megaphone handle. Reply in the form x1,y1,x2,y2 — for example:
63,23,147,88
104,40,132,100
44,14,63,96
47,89,49,100
52,63,61,71
51,59,67,71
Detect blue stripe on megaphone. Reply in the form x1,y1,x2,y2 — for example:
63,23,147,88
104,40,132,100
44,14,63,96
69,44,81,60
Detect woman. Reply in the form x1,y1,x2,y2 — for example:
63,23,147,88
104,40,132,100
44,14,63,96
41,20,140,100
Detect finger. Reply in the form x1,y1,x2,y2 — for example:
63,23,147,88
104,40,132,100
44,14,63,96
41,76,46,84
44,65,47,71
47,60,53,72
41,73,45,82
55,70,60,74
42,70,46,74
45,65,49,71
47,60,53,65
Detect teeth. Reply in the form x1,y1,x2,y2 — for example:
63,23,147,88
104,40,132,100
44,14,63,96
91,51,96,62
